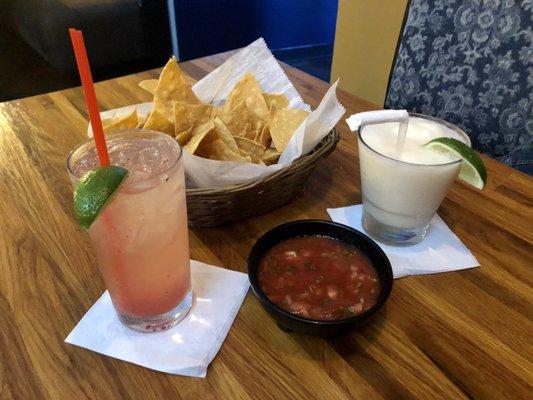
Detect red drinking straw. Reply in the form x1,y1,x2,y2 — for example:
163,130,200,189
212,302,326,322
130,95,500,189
68,28,110,166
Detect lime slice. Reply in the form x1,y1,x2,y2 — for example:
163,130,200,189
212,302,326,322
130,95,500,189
425,137,487,189
74,166,128,230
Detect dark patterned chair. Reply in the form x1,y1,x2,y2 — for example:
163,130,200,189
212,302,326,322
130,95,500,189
386,0,532,174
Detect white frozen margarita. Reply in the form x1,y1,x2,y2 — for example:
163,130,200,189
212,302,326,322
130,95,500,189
348,111,471,245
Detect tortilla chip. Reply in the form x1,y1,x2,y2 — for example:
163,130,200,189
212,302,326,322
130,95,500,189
213,117,239,153
224,73,268,121
262,148,281,165
103,108,138,133
138,79,158,95
239,123,253,140
243,128,256,141
234,136,265,163
263,93,289,111
256,124,271,147
176,126,195,146
174,103,214,136
236,118,262,141
143,109,175,135
252,127,262,143
269,108,309,152
153,57,200,121
219,103,253,136
249,120,264,141
183,120,216,154
196,139,251,162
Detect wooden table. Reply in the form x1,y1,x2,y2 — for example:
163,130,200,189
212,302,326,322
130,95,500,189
0,50,531,400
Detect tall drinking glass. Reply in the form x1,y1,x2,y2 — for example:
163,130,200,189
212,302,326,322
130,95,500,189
67,130,192,332
357,113,471,245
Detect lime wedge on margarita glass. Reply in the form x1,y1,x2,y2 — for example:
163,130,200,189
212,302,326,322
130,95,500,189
425,137,487,189
73,166,128,230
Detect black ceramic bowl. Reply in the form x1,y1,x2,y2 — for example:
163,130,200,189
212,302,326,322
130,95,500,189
248,220,393,336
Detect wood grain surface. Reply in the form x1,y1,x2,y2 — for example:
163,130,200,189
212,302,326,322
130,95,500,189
0,50,531,400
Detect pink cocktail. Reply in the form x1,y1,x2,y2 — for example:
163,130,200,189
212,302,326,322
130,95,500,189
68,130,192,332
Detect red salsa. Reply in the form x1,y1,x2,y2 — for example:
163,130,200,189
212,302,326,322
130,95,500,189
258,236,379,321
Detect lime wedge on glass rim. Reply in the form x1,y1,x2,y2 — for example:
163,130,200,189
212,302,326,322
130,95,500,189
425,137,487,189
74,166,128,230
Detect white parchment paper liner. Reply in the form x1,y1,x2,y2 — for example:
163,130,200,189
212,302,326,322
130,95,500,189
89,38,345,188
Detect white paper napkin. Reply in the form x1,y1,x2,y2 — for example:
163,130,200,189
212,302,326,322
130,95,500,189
327,205,479,278
65,260,249,378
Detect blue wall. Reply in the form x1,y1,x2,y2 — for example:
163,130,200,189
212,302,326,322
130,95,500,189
172,0,338,60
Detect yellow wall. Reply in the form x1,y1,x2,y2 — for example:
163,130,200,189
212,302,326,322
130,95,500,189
331,0,408,106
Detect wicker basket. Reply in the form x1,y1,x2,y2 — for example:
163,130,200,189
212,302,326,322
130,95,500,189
186,128,340,227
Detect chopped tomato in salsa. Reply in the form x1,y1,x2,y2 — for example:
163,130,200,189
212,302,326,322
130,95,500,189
258,236,379,321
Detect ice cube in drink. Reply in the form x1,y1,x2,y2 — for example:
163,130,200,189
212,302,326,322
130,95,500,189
68,130,192,331
357,114,470,245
